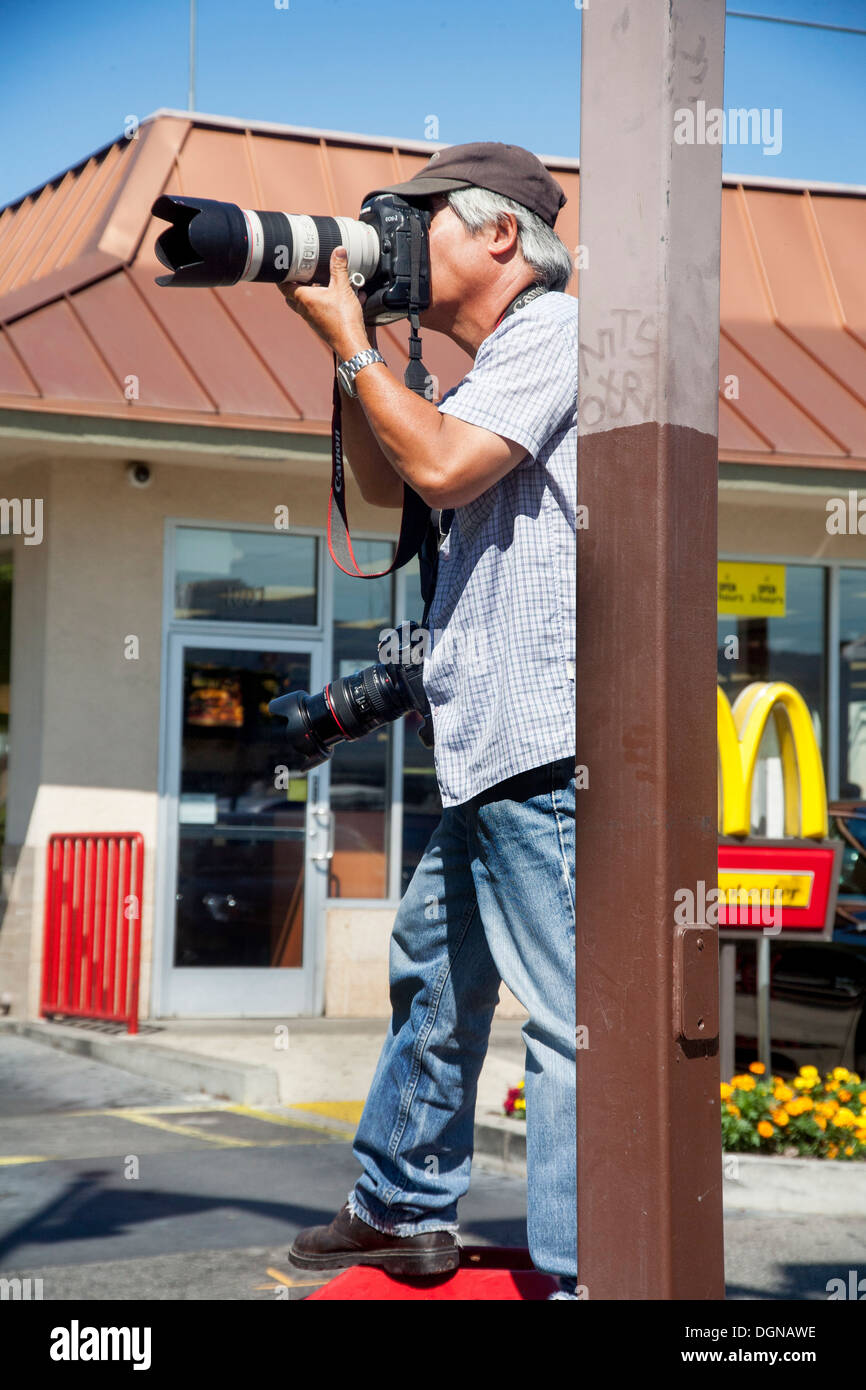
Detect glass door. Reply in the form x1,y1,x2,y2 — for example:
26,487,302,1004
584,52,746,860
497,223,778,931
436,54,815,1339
159,633,328,1015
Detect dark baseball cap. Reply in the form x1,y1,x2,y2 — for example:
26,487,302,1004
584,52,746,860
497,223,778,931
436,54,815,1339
363,140,567,228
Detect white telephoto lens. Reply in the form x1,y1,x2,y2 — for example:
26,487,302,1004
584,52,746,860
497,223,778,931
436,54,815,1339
240,210,266,281
286,215,321,282
334,217,380,283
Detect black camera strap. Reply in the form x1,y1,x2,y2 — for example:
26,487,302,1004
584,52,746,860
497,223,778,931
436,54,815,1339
327,203,435,586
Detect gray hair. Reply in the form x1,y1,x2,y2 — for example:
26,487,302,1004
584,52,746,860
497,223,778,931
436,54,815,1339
446,186,574,294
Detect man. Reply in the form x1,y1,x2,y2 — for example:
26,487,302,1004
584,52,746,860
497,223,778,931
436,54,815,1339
279,142,578,1299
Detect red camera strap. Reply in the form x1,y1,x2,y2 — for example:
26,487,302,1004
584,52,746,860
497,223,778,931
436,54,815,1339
326,361,433,581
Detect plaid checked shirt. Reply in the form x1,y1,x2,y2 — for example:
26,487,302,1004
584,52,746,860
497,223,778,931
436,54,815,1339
422,289,577,807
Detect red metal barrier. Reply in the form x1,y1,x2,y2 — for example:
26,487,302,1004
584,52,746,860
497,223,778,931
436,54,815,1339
40,833,144,1035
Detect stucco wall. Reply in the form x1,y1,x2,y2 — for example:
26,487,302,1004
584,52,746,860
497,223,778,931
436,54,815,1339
0,445,398,1018
324,904,528,1019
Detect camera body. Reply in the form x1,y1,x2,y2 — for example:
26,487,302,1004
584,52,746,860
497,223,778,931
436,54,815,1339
268,620,434,773
356,194,432,324
151,192,432,326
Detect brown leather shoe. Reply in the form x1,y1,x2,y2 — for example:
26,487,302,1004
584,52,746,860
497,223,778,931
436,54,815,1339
289,1202,460,1277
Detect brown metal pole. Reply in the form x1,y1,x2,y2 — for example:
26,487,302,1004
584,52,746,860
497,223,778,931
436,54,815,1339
576,0,726,1299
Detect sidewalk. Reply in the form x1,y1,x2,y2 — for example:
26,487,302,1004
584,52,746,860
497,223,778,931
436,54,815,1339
0,1015,527,1169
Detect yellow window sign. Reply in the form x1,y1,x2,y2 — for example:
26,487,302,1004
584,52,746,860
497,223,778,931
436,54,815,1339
718,871,814,910
718,562,786,617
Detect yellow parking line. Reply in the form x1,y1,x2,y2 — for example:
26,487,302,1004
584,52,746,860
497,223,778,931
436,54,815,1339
287,1101,365,1126
223,1104,352,1140
263,1267,328,1289
0,1103,351,1157
106,1109,261,1147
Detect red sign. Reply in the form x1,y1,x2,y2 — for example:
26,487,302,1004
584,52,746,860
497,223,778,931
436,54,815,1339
717,840,842,938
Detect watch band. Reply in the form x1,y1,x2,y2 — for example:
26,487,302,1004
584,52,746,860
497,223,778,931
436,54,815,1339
338,348,385,396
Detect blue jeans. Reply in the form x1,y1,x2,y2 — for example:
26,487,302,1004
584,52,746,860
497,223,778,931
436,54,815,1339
347,755,577,1281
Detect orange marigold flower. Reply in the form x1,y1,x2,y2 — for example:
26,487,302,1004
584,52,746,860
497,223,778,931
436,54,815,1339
773,1084,794,1103
770,1108,790,1126
838,1089,853,1103
833,1108,857,1128
814,1116,827,1130
757,1121,774,1138
845,1146,855,1156
726,1104,741,1118
749,1062,766,1075
826,1144,839,1158
720,1082,733,1100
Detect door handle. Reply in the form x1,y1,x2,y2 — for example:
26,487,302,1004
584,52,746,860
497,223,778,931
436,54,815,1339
310,809,334,862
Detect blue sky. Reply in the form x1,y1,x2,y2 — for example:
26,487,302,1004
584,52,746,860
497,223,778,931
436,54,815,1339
1,0,864,206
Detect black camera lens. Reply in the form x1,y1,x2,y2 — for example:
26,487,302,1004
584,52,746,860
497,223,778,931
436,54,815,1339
269,626,432,772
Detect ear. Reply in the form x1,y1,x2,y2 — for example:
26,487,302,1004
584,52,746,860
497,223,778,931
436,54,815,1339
488,212,519,259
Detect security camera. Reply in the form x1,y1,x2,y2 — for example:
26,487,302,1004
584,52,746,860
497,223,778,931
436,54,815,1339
127,461,152,488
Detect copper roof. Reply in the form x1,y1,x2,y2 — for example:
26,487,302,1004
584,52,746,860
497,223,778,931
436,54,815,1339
1,110,866,466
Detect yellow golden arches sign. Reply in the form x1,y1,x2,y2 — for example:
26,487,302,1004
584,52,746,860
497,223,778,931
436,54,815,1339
717,681,828,840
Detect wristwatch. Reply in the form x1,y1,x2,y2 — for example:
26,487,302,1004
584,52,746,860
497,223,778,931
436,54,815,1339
336,348,386,398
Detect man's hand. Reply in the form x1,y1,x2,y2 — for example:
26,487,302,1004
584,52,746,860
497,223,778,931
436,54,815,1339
277,247,371,362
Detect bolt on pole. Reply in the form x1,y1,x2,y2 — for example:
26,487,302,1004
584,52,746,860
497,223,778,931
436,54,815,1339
576,0,727,1299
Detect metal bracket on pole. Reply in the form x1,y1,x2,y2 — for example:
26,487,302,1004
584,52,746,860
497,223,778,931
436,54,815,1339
673,926,720,1042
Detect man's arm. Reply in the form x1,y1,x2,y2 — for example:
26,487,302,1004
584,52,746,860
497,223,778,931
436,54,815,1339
279,248,529,511
351,366,528,510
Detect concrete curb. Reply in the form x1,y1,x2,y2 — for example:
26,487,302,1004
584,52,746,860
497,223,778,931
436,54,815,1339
477,1113,866,1213
723,1151,866,1216
0,1019,281,1108
474,1111,527,1175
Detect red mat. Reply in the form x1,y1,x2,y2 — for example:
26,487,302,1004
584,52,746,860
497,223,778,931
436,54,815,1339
306,1247,559,1300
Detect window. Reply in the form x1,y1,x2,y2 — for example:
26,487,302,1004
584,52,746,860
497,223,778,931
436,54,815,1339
839,568,866,800
174,527,317,625
328,541,394,899
718,563,826,732
0,555,10,863
717,562,826,835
